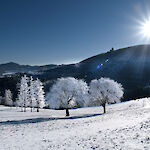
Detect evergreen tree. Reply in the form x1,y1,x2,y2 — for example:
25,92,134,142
34,78,45,112
29,76,36,112
18,75,29,112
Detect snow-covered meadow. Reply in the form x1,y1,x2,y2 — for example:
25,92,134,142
1,98,150,150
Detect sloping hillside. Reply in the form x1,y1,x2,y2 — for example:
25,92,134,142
78,45,150,99
41,45,150,100
1,98,150,149
80,45,150,84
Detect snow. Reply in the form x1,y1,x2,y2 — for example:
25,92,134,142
46,77,89,109
1,98,150,149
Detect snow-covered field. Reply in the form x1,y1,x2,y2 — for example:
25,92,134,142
1,98,150,150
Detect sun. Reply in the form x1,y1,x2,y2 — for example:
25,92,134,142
142,20,150,38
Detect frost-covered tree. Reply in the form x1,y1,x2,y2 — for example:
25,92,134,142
18,75,29,112
15,97,24,111
89,78,124,113
5,89,13,106
29,76,36,112
34,78,45,112
75,79,89,107
46,77,89,116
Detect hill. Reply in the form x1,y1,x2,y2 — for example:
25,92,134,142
78,45,150,100
0,44,150,101
40,44,150,100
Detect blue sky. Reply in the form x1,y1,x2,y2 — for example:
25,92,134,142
0,0,150,65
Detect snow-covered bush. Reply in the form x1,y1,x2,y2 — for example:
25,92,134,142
5,89,13,106
89,77,124,113
142,97,150,108
46,77,89,116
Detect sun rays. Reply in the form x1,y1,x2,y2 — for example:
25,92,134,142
141,19,150,38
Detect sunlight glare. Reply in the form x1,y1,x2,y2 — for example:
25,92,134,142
142,20,150,38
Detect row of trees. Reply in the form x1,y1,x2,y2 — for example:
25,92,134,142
17,75,45,112
1,75,123,116
46,77,124,116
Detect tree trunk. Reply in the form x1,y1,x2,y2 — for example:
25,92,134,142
21,106,23,112
37,107,39,112
66,108,69,116
31,101,33,112
24,107,26,112
102,103,106,114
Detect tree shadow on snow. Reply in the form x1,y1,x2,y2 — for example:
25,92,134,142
0,113,102,125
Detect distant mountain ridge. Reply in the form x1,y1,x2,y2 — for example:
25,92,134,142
0,62,57,75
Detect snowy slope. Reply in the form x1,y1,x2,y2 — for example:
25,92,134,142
1,98,150,150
